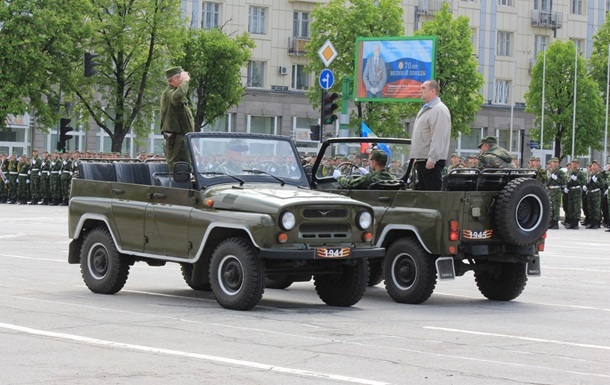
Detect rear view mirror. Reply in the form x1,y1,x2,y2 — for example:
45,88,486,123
173,162,191,183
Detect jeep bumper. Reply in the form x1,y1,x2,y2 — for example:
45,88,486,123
260,246,385,260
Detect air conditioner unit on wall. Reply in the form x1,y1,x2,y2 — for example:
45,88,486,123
279,66,288,75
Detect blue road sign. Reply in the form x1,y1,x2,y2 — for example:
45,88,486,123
319,69,334,90
530,140,540,149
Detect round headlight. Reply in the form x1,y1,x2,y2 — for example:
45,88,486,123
357,210,373,230
280,211,296,231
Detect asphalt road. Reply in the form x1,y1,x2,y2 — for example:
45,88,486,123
0,205,608,385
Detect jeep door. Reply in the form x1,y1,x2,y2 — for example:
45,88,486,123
110,182,149,253
144,185,193,258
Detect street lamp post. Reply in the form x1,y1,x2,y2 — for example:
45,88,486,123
604,44,609,164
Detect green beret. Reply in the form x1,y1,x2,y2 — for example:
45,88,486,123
165,66,183,79
370,149,388,163
477,136,498,148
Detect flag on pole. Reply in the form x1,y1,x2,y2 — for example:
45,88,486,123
361,122,391,157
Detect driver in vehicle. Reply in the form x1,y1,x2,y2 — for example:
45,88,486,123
333,149,396,189
216,140,249,174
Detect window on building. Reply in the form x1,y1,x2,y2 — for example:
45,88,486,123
249,116,276,135
202,2,220,29
248,6,266,35
293,12,309,38
461,0,476,3
571,0,583,15
459,128,483,154
291,65,310,90
498,0,512,6
494,80,511,104
247,61,265,88
534,0,553,10
496,31,513,57
534,35,548,57
202,114,232,133
572,38,585,55
471,28,478,55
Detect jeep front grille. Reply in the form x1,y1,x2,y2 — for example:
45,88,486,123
302,208,348,218
299,224,350,238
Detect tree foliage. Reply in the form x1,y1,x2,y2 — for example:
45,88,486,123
306,0,408,137
412,3,484,138
0,0,92,130
63,0,186,152
525,40,604,161
178,27,254,130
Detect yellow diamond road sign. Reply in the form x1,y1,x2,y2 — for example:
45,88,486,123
318,39,337,67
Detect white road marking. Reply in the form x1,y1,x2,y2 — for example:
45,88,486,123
545,266,610,273
0,322,389,385
424,326,610,351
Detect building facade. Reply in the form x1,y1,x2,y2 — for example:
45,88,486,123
2,0,609,163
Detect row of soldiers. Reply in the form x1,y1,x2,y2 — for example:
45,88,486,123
533,156,610,230
0,150,75,205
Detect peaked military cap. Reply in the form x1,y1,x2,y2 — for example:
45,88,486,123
477,136,498,148
550,157,559,162
529,156,539,161
165,66,183,79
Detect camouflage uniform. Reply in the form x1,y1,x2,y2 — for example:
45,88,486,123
17,156,30,204
337,150,396,189
7,156,18,203
547,160,567,228
28,151,42,204
40,152,52,205
477,138,516,169
60,153,74,205
564,164,586,229
50,153,63,205
584,166,605,229
0,155,8,203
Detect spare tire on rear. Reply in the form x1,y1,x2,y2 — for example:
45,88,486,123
494,177,550,245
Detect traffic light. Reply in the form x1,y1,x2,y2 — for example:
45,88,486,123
309,124,321,141
57,118,73,152
321,91,339,126
84,52,99,77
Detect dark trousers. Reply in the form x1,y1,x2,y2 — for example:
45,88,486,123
415,160,445,191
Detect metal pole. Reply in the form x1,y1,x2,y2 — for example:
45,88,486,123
509,57,515,153
571,46,577,160
603,44,610,165
541,50,546,153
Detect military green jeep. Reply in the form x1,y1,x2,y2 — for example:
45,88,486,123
67,133,383,310
311,137,550,304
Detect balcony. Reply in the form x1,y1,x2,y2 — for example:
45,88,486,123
531,10,562,30
416,0,452,15
288,37,310,56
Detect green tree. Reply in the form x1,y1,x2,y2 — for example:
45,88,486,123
306,0,408,137
65,0,186,152
0,0,92,130
525,40,604,160
412,3,484,138
178,27,254,130
589,16,610,155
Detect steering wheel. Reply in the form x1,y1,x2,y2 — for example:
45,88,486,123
253,161,281,173
336,162,363,177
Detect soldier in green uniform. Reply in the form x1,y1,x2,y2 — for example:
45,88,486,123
547,157,567,229
584,160,605,229
59,151,73,206
564,159,586,229
39,150,52,205
50,151,63,205
529,156,548,184
17,154,30,204
477,136,516,169
442,153,461,176
334,149,396,189
28,149,42,205
7,153,19,204
0,153,8,203
216,140,249,174
160,66,195,173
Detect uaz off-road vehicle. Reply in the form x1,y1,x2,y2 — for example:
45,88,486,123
310,137,550,304
67,133,383,310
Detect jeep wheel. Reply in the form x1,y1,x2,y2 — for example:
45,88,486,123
209,238,265,310
384,238,436,304
495,178,550,245
474,261,527,301
80,227,129,294
368,260,384,286
181,264,211,291
314,259,368,307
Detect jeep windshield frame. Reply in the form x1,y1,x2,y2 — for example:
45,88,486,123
187,132,309,190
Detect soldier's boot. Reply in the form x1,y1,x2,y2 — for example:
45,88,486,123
581,218,589,226
49,198,58,206
28,199,38,205
58,199,68,206
548,220,559,230
564,219,574,229
567,219,579,229
586,220,600,229
39,198,48,205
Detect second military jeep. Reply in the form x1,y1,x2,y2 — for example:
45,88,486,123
67,133,383,310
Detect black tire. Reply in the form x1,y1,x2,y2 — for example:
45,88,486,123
180,263,211,291
80,227,129,294
368,260,384,286
209,238,265,310
494,178,550,245
474,261,527,301
314,259,368,307
384,238,436,304
265,274,295,289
